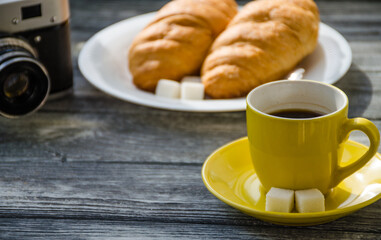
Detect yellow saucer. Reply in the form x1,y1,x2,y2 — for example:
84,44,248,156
201,137,381,226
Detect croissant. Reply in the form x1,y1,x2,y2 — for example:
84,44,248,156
201,0,320,99
128,0,238,92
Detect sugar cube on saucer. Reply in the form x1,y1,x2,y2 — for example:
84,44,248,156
295,189,325,213
181,76,201,83
181,82,204,100
155,79,180,99
265,187,295,213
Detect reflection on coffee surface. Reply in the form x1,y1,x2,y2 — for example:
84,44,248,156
269,109,325,119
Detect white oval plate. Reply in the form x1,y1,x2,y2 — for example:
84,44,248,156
78,12,352,112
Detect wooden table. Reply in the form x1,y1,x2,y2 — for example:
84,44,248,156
1,0,380,238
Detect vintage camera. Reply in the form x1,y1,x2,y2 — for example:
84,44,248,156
0,0,72,118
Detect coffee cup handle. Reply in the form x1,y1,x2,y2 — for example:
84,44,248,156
331,118,380,188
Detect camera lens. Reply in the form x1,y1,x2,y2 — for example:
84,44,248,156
3,72,30,99
0,37,50,118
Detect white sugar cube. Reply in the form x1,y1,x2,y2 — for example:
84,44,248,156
181,76,201,83
265,187,294,213
155,79,180,99
181,82,204,100
295,189,325,213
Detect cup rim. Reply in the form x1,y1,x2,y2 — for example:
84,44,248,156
246,79,348,121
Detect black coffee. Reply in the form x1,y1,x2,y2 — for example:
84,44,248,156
269,109,324,119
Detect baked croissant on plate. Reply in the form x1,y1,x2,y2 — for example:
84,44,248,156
201,0,320,99
128,0,238,92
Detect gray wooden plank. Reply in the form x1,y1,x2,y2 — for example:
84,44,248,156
68,0,381,41
1,110,381,163
0,110,247,163
0,161,379,234
0,218,379,240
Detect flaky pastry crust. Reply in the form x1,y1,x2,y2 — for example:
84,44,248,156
201,0,320,98
129,0,238,92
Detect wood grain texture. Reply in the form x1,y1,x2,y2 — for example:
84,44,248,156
0,219,380,240
0,162,380,232
0,0,381,239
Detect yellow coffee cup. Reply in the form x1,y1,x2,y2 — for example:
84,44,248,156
246,80,380,194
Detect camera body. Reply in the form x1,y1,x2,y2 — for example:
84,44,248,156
0,0,72,117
